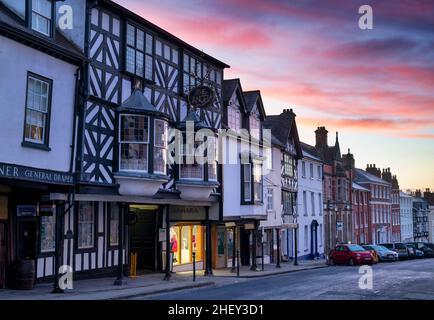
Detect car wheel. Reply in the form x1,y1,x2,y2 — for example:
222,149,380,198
329,258,336,266
349,258,356,266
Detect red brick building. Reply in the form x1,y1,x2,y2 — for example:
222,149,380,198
352,182,371,244
304,127,353,254
382,169,401,242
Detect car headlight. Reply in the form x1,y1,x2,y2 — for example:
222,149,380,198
356,254,361,257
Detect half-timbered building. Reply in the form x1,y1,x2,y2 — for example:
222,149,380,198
45,0,230,283
262,109,302,264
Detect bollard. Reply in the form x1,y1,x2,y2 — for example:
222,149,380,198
236,250,240,277
192,252,196,282
261,241,264,271
130,252,137,279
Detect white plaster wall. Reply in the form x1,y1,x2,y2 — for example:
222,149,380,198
400,195,414,242
297,156,324,257
0,36,76,172
222,136,266,218
261,147,282,228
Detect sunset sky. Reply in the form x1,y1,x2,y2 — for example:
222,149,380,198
117,0,434,190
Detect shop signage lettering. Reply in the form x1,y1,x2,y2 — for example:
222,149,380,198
0,163,74,185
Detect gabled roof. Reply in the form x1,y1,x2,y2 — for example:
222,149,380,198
300,142,321,159
353,182,370,192
0,3,85,65
263,109,303,159
354,168,390,185
222,79,248,113
243,91,266,120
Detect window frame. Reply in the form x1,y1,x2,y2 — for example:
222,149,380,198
124,22,154,81
30,0,54,37
39,212,56,254
75,202,97,252
22,72,53,151
241,163,252,204
266,188,274,212
253,162,263,203
153,118,168,175
118,114,150,173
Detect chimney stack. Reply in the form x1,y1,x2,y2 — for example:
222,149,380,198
315,126,328,148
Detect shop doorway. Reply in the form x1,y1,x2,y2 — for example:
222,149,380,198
0,223,6,288
240,228,251,266
17,219,37,260
129,207,157,272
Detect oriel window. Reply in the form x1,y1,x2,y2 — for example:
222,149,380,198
154,119,168,174
119,115,149,172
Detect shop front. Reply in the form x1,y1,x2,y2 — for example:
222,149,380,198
167,205,212,273
0,164,75,288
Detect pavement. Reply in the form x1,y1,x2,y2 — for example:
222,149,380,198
0,259,327,300
140,258,434,300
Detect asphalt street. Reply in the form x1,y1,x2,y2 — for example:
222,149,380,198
136,259,434,300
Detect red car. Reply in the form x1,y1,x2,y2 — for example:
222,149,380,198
328,244,374,266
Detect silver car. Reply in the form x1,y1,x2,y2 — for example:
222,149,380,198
362,245,399,262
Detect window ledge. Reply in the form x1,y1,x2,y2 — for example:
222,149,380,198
21,141,51,152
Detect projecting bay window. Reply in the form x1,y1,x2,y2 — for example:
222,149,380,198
154,119,168,174
241,162,263,204
77,202,95,250
119,115,149,172
179,137,217,181
242,163,252,203
125,23,153,80
31,0,53,36
23,73,52,149
253,163,263,202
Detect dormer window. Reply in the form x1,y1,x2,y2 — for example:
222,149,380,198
249,114,260,140
228,104,241,131
31,0,53,37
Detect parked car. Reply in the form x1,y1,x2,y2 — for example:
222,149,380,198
362,245,398,262
405,243,425,259
379,243,409,260
405,243,417,259
328,244,374,266
407,242,434,258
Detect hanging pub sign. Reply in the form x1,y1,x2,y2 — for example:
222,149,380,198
188,86,215,108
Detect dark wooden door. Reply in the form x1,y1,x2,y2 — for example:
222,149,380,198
0,223,6,288
240,228,251,266
18,220,37,260
130,210,157,271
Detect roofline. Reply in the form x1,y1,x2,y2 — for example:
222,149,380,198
0,20,85,66
102,0,230,69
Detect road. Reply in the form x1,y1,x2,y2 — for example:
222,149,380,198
135,259,434,300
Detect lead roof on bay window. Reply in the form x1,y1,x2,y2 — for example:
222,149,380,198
117,88,168,118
